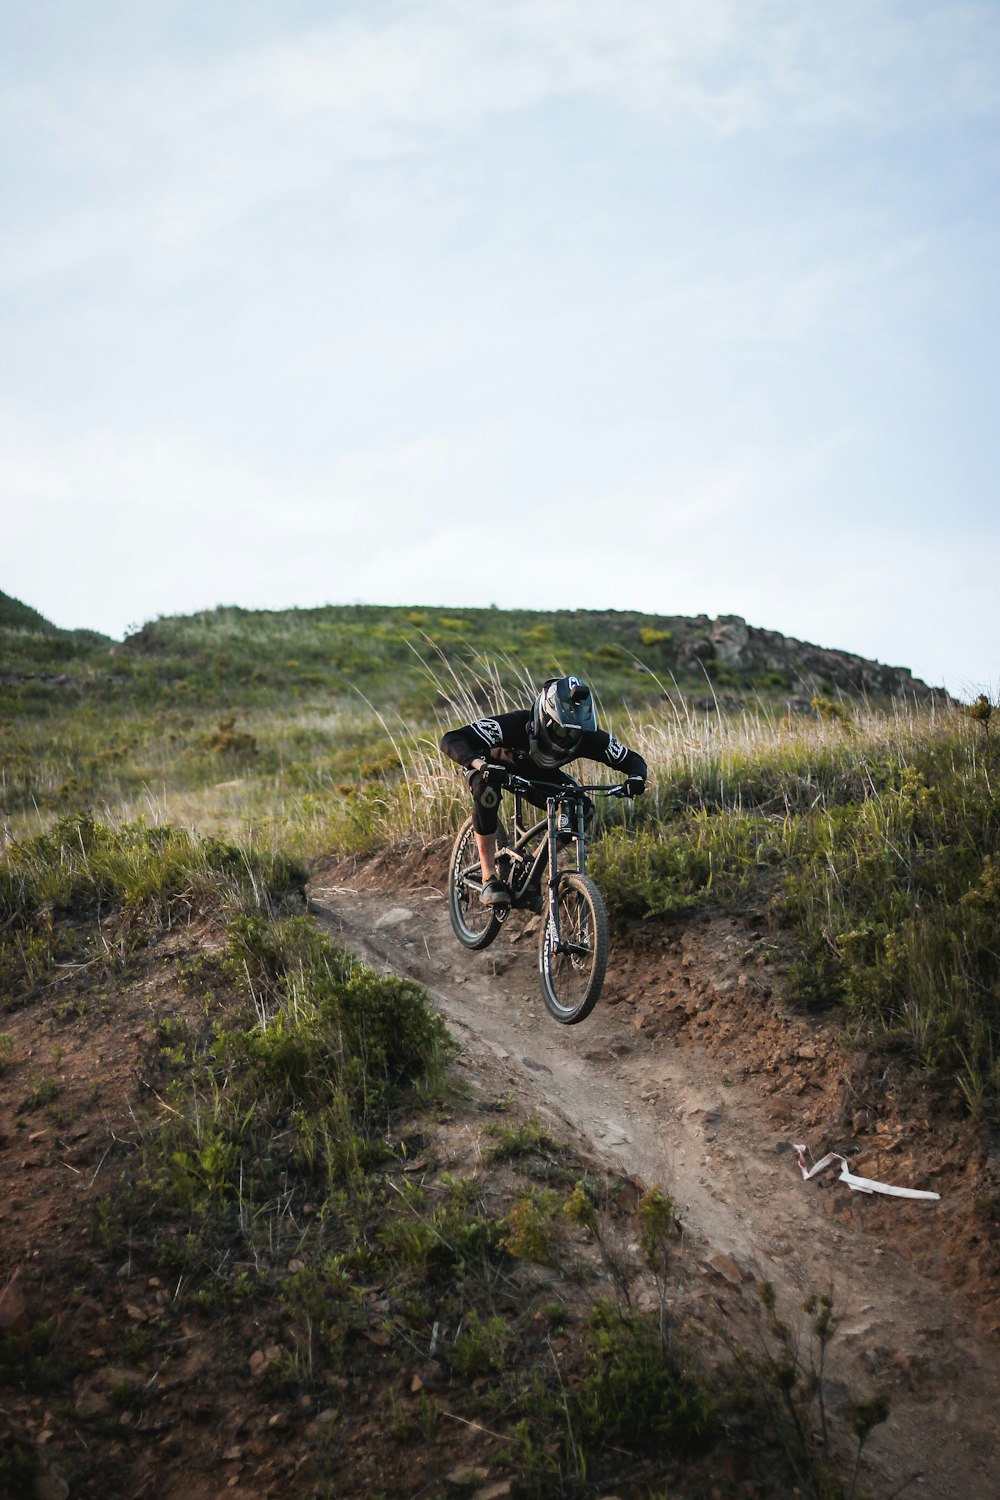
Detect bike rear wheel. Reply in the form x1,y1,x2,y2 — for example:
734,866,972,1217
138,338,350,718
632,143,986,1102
448,817,506,950
538,872,608,1024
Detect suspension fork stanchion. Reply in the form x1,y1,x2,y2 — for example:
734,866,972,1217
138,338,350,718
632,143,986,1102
546,797,561,942
573,795,585,874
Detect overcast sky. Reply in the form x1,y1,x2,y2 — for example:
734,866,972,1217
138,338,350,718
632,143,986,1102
2,1,998,694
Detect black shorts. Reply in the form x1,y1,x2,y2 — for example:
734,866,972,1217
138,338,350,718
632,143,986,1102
470,765,593,836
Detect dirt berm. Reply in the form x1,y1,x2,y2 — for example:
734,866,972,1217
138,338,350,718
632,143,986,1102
310,837,1000,1500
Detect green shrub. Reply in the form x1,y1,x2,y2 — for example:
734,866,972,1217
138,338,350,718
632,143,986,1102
591,826,713,920
777,750,1000,1106
572,1301,716,1454
593,813,787,922
451,1310,511,1377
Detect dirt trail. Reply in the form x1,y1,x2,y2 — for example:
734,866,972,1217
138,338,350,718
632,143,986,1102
310,858,1000,1500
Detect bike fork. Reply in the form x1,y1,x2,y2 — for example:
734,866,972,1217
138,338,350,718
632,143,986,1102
546,798,561,943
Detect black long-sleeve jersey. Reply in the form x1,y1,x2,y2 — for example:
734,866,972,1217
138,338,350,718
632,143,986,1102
440,709,648,782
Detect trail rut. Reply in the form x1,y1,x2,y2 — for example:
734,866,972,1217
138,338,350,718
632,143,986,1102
309,863,1000,1500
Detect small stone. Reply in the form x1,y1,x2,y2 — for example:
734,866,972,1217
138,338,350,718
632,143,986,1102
305,1408,338,1439
447,1467,490,1488
706,1253,745,1286
373,907,416,930
249,1345,282,1378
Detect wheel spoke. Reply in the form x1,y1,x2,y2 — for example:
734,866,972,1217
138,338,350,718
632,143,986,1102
539,873,608,1024
447,818,504,950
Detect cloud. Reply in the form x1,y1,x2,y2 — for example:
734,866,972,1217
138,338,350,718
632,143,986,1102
5,0,997,292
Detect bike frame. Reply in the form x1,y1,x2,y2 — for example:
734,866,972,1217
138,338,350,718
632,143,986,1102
499,775,624,951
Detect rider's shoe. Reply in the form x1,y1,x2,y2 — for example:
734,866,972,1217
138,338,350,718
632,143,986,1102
480,876,512,908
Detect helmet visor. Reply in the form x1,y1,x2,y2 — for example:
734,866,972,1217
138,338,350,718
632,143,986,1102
548,720,583,750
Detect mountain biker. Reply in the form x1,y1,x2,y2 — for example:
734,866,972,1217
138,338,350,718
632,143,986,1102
441,676,648,906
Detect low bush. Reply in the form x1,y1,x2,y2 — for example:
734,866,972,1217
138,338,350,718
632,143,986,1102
0,813,305,930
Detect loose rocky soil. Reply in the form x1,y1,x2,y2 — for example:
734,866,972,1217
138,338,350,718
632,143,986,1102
308,837,1000,1500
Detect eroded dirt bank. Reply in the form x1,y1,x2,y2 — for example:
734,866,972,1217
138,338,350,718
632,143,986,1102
309,838,1000,1500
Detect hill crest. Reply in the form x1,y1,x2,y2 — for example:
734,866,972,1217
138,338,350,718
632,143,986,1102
2,591,944,709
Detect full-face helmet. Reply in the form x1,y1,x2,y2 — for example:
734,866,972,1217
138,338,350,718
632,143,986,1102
530,676,597,767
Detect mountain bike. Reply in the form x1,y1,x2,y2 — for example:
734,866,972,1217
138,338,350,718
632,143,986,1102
447,772,632,1025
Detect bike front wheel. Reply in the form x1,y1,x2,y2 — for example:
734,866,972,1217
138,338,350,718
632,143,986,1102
448,817,504,950
538,873,608,1024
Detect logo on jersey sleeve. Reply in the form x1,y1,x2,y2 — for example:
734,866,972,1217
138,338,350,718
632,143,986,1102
606,735,628,763
472,718,503,747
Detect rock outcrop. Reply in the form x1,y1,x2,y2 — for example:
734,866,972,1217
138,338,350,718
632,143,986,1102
674,613,940,704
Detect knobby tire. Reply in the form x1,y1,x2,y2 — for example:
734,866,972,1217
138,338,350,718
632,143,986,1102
447,817,506,950
538,872,608,1024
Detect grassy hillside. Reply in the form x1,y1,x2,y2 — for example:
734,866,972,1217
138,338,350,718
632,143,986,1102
0,593,944,843
2,596,940,714
3,594,995,1122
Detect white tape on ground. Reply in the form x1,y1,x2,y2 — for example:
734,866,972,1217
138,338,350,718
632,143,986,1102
794,1144,940,1202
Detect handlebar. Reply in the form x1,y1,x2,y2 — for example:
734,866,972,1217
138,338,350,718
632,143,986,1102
500,773,632,798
